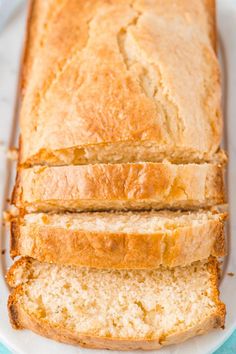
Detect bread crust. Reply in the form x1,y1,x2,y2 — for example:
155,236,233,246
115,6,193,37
20,0,36,94
204,0,217,52
18,0,222,166
12,162,225,213
7,258,226,350
10,213,226,268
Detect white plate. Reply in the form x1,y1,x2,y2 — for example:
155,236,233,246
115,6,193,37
0,1,236,353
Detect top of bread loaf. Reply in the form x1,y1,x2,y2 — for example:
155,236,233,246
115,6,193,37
19,0,221,166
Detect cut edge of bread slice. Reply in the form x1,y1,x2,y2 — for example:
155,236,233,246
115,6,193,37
19,137,227,167
10,210,226,268
7,257,225,350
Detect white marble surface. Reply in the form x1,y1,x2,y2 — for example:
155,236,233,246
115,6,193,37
0,2,26,140
0,2,26,201
0,1,235,354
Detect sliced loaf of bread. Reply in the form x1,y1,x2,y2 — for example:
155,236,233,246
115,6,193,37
11,210,226,268
7,257,225,350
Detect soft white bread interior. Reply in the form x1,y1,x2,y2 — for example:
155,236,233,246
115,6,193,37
11,210,226,268
8,257,225,350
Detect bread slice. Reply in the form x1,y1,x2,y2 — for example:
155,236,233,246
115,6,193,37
11,210,226,268
19,0,222,166
7,257,225,350
13,162,225,213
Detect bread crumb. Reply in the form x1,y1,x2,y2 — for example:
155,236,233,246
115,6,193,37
7,147,18,160
227,272,234,277
3,207,19,222
3,211,11,222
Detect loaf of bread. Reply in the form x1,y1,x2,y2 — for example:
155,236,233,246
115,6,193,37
19,0,221,166
8,0,227,349
7,257,225,350
13,162,225,212
11,210,226,268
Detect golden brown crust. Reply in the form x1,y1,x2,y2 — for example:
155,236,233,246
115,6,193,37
10,213,226,268
207,258,226,328
213,224,226,257
20,0,36,94
12,162,225,213
11,168,22,208
8,288,24,329
204,0,217,52
19,0,222,166
7,258,226,350
10,221,20,259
